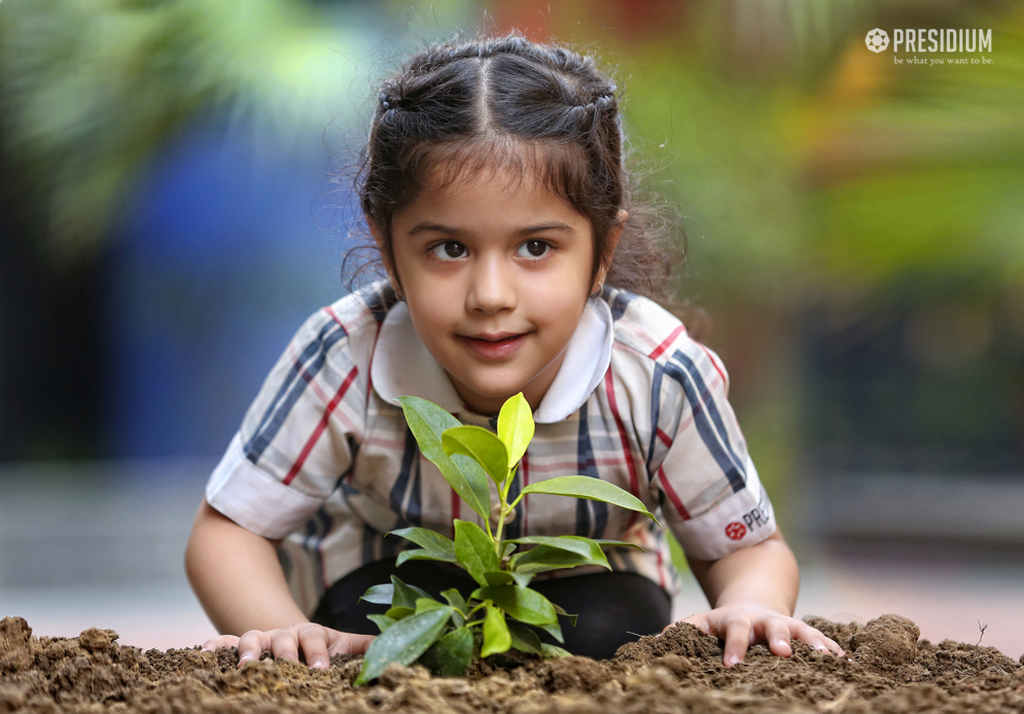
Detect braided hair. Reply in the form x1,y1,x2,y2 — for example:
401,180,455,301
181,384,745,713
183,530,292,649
354,32,678,299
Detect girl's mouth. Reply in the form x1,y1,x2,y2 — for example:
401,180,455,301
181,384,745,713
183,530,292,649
460,333,527,360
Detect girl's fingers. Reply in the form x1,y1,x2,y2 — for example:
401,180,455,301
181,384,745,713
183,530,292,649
296,626,331,670
824,636,845,657
332,632,376,656
792,620,845,656
218,626,374,670
201,634,240,652
236,630,271,667
269,628,301,663
677,613,710,635
722,618,753,666
761,617,794,658
673,610,844,665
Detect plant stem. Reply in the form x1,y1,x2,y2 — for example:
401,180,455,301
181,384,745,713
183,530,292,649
493,504,507,558
493,467,516,558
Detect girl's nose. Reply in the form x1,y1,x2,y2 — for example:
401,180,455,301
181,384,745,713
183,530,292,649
466,256,516,315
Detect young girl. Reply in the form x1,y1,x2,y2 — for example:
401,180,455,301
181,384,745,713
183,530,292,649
185,33,843,669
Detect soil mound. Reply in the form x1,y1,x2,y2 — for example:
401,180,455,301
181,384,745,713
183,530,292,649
2,614,1022,713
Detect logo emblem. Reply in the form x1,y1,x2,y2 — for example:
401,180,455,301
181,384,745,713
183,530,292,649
724,522,747,541
865,28,890,52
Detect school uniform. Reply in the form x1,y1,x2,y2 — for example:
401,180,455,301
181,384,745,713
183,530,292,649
206,280,776,657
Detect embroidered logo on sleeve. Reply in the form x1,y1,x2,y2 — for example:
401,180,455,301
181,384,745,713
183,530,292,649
724,522,747,541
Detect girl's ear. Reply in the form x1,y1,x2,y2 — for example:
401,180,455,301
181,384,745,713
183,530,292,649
368,219,403,297
593,210,628,293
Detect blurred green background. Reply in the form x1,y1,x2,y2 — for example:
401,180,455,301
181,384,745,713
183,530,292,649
1,0,1022,561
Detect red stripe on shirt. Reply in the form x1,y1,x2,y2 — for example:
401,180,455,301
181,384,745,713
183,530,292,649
323,304,344,328
604,368,640,505
283,366,359,486
649,325,686,361
656,427,673,449
658,465,691,520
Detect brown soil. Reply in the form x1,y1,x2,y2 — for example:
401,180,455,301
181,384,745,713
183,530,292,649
2,614,1023,713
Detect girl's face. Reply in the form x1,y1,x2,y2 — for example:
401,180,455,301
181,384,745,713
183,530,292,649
379,164,618,416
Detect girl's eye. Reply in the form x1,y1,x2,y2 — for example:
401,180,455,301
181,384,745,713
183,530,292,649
430,241,467,261
516,239,551,259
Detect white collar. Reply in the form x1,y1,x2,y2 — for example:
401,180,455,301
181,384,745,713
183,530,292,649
370,298,614,423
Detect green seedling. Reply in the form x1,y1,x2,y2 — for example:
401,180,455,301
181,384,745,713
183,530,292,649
354,393,658,685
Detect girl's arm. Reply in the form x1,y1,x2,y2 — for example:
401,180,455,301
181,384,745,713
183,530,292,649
680,529,843,666
184,499,373,668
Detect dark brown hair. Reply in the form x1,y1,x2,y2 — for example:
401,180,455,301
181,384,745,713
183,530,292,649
351,32,680,300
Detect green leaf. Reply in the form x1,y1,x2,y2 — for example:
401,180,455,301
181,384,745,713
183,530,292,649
509,545,602,574
450,454,493,516
511,571,534,588
538,620,565,644
589,538,644,551
482,604,512,658
507,535,590,553
367,614,397,633
497,392,534,470
541,643,572,659
506,536,611,568
360,583,394,605
471,584,557,626
519,476,659,524
398,396,491,521
391,576,432,610
393,528,460,567
398,395,461,435
507,621,543,655
483,570,514,586
442,425,509,484
454,519,499,587
553,536,612,569
419,626,473,677
397,548,460,567
416,597,447,613
390,527,457,557
354,606,453,686
440,588,469,615
553,603,579,628
385,606,415,619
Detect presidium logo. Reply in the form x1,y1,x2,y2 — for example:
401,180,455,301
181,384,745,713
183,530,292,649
865,27,993,54
865,28,890,53
865,27,993,65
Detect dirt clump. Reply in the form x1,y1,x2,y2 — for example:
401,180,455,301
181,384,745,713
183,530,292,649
2,614,1022,713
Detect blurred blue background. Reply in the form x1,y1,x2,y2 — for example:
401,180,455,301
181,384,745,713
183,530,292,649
1,0,1022,656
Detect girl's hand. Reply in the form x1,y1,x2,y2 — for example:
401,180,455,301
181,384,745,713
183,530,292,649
673,604,844,667
202,623,376,670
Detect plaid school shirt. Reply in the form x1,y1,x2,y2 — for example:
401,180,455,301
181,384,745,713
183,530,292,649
206,280,776,614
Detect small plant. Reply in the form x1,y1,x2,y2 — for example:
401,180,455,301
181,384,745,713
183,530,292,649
354,393,658,685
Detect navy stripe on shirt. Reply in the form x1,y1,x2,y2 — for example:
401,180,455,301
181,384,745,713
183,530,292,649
575,402,608,539
245,319,348,463
390,428,422,526
663,350,746,493
646,363,665,473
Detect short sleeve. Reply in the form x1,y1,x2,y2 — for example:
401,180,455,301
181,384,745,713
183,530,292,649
648,341,776,561
206,308,365,539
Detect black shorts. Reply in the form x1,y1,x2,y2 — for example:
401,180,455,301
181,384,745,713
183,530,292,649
311,558,672,660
